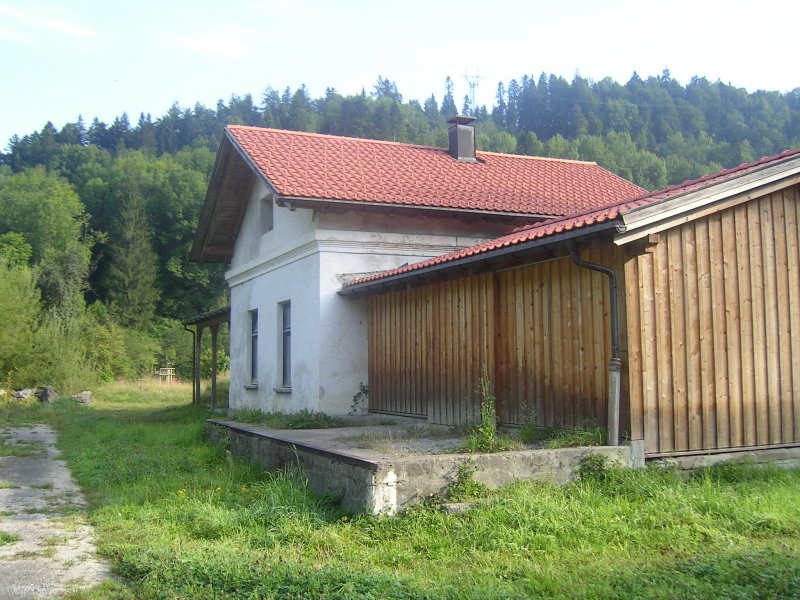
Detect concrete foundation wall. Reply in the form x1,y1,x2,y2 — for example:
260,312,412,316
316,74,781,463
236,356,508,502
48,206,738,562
209,421,642,515
208,423,384,513
651,446,800,470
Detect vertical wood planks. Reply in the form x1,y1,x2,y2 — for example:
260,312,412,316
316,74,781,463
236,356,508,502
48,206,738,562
625,186,800,455
365,251,618,428
367,186,800,449
785,188,800,442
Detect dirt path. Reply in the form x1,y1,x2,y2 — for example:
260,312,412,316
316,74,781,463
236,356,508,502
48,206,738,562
0,425,110,599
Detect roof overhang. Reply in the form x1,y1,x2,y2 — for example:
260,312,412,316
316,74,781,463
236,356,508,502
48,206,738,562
615,154,800,245
190,129,559,264
275,195,556,221
190,133,260,263
339,220,622,298
182,306,231,327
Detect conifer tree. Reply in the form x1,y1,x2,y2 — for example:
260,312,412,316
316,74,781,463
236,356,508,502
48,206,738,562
107,186,160,329
440,77,457,118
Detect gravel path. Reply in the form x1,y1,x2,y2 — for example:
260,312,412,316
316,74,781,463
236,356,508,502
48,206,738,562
0,425,110,599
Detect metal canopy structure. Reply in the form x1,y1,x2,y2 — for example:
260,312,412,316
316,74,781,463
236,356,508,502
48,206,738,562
182,306,231,410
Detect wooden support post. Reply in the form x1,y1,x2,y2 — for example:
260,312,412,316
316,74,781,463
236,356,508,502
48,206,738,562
194,326,203,405
210,323,219,411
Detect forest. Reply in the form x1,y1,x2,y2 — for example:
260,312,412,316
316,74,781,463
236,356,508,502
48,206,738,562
2,70,800,392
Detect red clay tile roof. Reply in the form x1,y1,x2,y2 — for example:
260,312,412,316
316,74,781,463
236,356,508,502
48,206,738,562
345,147,800,289
227,125,644,216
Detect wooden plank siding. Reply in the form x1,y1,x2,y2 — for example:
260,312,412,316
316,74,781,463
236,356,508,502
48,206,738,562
367,248,623,428
626,185,800,455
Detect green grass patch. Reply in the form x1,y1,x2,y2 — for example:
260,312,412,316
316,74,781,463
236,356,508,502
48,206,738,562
0,438,47,457
231,407,345,429
44,534,68,546
461,431,521,453
2,381,800,598
443,461,490,502
519,424,606,448
0,530,20,545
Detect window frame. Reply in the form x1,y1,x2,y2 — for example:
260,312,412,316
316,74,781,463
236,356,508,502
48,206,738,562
279,301,291,388
248,309,258,385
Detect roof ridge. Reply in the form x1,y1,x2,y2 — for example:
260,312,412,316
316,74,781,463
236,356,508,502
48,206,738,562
476,150,596,165
226,124,444,152
228,125,618,166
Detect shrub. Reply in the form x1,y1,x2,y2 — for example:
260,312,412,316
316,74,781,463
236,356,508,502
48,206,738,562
25,313,101,394
0,258,40,387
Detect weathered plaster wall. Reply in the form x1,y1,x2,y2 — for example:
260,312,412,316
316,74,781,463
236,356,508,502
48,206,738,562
226,187,504,415
228,180,320,412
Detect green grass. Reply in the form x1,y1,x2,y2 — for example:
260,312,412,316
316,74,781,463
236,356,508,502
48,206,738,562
0,438,47,457
0,530,20,545
519,423,607,448
231,407,345,429
2,381,800,598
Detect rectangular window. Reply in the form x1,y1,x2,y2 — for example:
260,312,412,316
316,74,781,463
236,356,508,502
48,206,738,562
281,302,291,387
249,310,258,383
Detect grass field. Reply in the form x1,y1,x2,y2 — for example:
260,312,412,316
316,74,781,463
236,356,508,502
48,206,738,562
1,382,799,599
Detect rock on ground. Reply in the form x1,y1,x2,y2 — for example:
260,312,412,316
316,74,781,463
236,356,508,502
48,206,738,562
70,391,92,406
37,387,59,404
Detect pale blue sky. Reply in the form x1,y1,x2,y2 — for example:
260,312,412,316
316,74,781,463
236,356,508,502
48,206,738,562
1,0,797,147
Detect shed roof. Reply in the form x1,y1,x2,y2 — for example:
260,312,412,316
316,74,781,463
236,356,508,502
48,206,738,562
190,125,644,262
182,306,231,327
342,147,800,295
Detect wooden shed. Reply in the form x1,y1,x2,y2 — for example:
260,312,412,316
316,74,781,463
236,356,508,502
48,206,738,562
341,149,800,458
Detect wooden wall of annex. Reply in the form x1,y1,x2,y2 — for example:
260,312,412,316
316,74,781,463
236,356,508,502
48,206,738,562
367,247,623,428
625,184,800,455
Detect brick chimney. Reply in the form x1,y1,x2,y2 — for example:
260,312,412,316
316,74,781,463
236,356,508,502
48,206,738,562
447,115,477,162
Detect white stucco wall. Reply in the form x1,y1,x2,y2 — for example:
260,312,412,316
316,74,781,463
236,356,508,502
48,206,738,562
229,251,321,412
225,180,502,415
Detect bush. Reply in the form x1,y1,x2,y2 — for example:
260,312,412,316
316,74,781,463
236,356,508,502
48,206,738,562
0,258,40,387
25,313,101,394
121,327,160,379
82,303,129,382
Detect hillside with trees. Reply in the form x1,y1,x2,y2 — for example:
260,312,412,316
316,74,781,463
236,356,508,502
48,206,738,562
2,70,800,391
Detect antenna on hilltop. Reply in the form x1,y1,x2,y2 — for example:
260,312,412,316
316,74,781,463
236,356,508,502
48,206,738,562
464,71,484,115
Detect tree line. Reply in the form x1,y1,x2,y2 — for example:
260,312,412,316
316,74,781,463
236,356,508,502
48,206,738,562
1,71,799,390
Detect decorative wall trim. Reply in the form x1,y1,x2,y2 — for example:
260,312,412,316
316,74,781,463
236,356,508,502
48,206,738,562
226,237,480,287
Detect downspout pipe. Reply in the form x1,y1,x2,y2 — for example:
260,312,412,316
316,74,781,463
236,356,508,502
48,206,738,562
567,241,622,446
183,323,196,405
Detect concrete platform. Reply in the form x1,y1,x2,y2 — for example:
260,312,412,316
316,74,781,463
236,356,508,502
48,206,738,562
208,419,643,515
